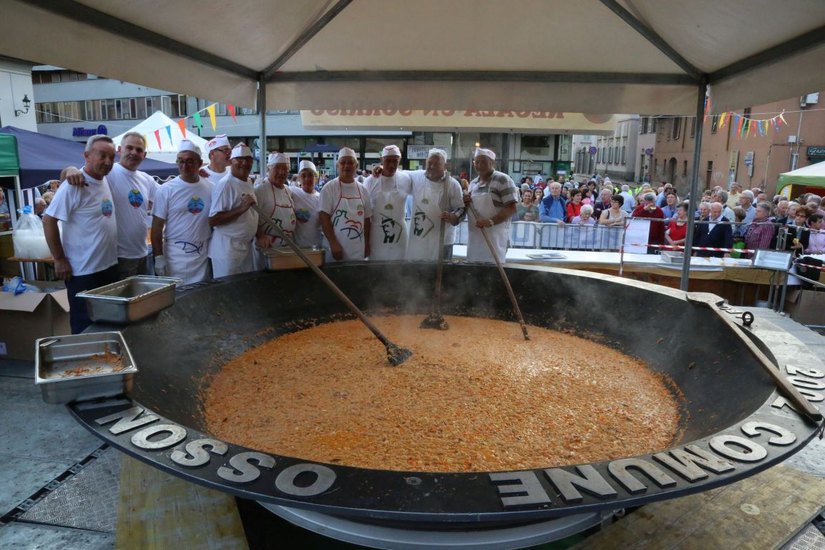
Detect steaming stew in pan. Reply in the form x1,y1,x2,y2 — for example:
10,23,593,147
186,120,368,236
202,315,682,472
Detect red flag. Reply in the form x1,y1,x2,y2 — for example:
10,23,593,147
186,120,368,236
228,105,237,123
177,118,187,138
154,129,162,149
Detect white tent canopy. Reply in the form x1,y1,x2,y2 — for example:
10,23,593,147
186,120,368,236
2,0,825,115
112,111,208,165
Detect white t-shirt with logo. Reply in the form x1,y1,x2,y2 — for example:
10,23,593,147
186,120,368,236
107,163,155,259
203,165,228,184
44,170,117,276
209,173,258,242
152,176,213,248
291,187,322,247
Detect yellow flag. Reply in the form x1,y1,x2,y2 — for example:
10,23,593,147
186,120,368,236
718,112,727,129
206,104,217,131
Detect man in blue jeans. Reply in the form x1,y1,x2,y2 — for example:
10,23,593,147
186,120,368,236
43,135,119,333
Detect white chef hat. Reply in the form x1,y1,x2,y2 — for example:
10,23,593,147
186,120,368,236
206,134,230,153
427,148,447,161
266,152,289,166
381,145,401,157
230,143,252,159
298,160,318,174
338,147,358,160
178,139,202,157
474,148,496,161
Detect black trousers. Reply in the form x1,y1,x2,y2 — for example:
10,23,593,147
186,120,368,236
65,264,119,334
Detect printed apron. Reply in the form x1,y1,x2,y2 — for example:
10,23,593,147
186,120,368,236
369,178,408,261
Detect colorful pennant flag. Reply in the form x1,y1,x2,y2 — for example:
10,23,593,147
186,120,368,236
153,129,162,149
193,112,203,130
718,112,727,129
165,125,173,143
228,105,237,123
206,104,217,131
177,118,187,138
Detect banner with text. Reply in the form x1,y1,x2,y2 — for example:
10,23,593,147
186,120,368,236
301,110,620,133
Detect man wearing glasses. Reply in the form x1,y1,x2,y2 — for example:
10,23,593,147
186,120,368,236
151,140,214,283
202,134,232,182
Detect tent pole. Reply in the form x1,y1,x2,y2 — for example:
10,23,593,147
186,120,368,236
680,80,708,291
258,76,267,180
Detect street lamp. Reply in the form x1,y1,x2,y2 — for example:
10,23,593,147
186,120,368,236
14,94,31,117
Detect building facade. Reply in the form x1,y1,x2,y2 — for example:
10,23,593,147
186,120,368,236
0,57,36,131
652,92,825,197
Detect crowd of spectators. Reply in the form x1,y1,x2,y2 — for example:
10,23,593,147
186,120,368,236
508,174,825,259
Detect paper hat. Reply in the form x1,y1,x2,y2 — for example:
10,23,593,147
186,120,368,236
338,147,358,160
474,148,496,161
381,145,401,157
266,152,289,166
298,160,318,174
178,139,202,157
230,143,252,159
206,134,230,153
427,148,447,161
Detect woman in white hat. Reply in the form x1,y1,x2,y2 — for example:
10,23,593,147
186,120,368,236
292,160,323,248
365,145,411,261
319,148,372,262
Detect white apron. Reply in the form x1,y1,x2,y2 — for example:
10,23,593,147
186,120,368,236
325,183,367,262
369,178,408,261
467,190,509,263
407,180,446,262
210,233,253,278
257,185,297,268
165,238,210,284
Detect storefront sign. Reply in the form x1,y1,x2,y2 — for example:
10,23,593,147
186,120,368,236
301,110,619,133
807,146,825,158
72,125,107,137
408,145,451,159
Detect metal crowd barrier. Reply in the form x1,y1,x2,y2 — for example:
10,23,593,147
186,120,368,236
454,220,625,251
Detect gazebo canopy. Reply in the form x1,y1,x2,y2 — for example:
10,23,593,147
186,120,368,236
2,0,825,116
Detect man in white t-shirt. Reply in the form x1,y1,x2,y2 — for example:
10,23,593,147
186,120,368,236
254,152,297,251
291,160,323,248
364,145,412,261
43,135,119,333
201,134,231,182
208,143,258,278
319,148,372,262
151,140,214,284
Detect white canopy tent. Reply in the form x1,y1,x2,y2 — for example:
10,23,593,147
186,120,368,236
2,0,825,288
112,111,208,165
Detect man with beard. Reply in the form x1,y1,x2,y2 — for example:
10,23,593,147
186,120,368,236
319,148,372,262
43,135,118,333
151,140,213,284
365,145,412,260
208,143,258,277
202,134,232,182
405,149,464,261
254,152,297,263
463,148,517,263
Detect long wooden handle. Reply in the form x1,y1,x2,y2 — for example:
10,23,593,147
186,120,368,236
253,204,397,350
466,202,529,340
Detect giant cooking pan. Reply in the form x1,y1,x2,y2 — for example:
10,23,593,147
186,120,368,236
69,263,823,527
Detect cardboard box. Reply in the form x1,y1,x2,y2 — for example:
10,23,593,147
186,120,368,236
784,288,825,326
0,280,70,360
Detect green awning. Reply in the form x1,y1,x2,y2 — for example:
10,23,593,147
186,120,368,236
776,160,825,193
0,134,20,177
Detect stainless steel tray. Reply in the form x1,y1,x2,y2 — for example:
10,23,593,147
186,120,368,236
77,275,179,323
35,331,137,404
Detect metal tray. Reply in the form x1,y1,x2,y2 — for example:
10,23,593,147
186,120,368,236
77,275,179,323
35,331,137,404
264,247,325,270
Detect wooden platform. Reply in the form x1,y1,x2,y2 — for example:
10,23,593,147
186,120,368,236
116,456,248,550
575,465,825,549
